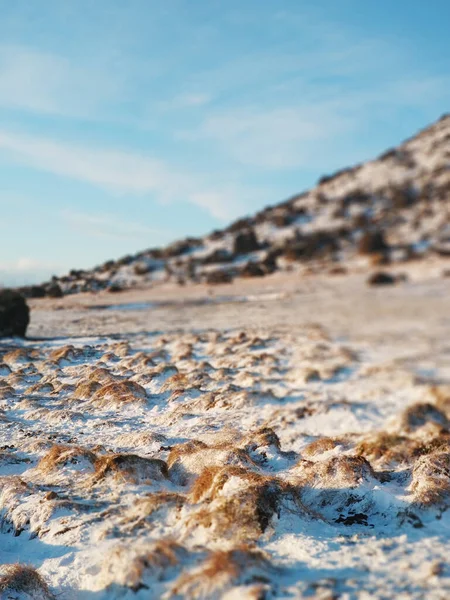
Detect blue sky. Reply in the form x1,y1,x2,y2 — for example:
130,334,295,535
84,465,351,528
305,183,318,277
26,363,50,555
1,0,449,285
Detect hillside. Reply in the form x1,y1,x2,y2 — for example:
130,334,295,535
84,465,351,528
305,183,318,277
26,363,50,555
22,114,450,297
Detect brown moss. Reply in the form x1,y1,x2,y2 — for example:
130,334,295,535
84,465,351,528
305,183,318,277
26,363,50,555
91,380,147,406
0,564,53,598
92,454,168,485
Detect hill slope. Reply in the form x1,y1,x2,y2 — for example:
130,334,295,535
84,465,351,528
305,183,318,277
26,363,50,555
24,114,450,297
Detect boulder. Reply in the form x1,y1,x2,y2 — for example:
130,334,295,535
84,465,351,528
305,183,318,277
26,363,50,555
232,229,260,255
367,272,396,286
358,230,389,255
240,261,265,278
45,282,63,298
205,269,234,285
0,290,30,337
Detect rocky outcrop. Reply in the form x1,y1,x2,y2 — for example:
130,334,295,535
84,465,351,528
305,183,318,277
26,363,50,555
0,289,29,337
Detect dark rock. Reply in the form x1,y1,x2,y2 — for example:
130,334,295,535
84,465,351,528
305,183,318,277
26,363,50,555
240,261,265,278
0,289,30,337
107,282,124,293
200,249,234,265
45,283,63,298
226,217,255,234
18,285,46,299
232,229,260,255
133,262,153,276
205,269,234,285
367,272,396,286
358,230,389,255
261,250,279,274
163,238,202,259
282,230,339,261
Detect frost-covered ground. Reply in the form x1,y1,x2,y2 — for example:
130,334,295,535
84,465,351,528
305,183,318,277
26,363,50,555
1,270,450,599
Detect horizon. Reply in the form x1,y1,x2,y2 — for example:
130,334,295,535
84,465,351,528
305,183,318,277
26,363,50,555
1,0,450,286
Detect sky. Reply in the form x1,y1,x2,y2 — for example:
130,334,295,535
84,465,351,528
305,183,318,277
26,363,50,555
1,0,449,285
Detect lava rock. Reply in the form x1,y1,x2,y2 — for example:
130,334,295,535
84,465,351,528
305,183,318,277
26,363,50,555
0,289,30,337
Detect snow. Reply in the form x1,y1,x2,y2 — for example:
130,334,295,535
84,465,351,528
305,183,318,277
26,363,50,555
1,269,450,598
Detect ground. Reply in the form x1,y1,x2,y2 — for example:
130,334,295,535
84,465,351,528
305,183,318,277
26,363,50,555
1,261,450,599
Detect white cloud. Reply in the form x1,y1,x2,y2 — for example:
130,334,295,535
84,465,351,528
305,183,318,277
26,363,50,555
0,258,62,286
62,210,173,240
188,76,450,170
0,128,244,221
0,45,120,118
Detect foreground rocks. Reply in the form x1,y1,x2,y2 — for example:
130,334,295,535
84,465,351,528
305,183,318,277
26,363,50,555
0,289,29,337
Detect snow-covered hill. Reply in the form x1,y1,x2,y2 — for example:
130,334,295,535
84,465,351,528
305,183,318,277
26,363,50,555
22,114,450,297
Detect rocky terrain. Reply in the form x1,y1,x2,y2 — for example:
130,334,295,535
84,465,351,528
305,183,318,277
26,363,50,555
18,114,450,298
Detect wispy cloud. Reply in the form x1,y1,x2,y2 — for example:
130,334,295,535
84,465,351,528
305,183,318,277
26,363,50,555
187,75,450,170
62,210,173,240
0,45,121,118
0,258,62,286
0,128,245,220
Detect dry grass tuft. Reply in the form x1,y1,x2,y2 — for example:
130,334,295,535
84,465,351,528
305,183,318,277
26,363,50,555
90,380,147,406
410,452,450,506
171,544,273,599
160,373,192,392
302,437,342,457
2,348,36,365
92,454,168,485
102,539,187,592
0,564,54,598
106,492,185,536
398,402,449,433
72,379,102,400
188,466,291,540
25,381,55,395
49,345,81,363
356,432,419,466
167,440,209,468
86,366,119,384
429,384,450,414
37,444,97,474
295,455,375,488
0,383,16,399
